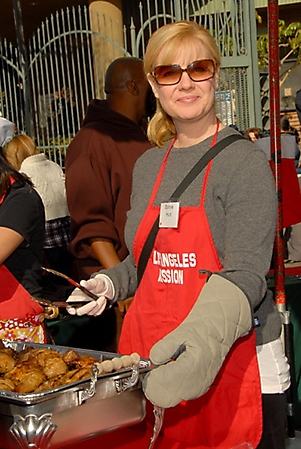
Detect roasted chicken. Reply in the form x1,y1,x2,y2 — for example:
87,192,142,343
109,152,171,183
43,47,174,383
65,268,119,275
0,351,17,374
0,341,140,394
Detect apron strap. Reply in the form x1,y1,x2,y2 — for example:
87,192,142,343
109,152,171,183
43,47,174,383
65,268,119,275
137,134,245,286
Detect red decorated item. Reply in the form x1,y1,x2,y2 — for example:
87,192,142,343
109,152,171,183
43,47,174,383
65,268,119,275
0,264,46,343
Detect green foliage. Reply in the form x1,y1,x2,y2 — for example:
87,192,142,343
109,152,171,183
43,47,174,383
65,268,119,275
257,34,269,71
257,19,301,85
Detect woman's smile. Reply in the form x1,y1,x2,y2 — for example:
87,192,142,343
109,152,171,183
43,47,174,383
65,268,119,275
177,94,199,104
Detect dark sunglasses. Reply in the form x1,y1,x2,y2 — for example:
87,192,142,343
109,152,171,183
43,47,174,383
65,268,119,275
151,59,216,86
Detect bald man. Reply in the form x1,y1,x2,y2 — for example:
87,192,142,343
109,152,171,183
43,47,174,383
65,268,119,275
65,57,153,351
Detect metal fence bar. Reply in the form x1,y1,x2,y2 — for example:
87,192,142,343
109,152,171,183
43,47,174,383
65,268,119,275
71,8,81,135
31,30,44,150
83,6,95,107
28,38,41,148
75,6,88,125
2,41,24,132
12,0,32,135
91,10,102,99
49,15,59,149
62,9,74,144
11,46,21,131
36,23,53,157
57,11,70,148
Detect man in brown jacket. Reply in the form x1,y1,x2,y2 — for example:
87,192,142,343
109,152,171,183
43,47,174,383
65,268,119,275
65,57,153,351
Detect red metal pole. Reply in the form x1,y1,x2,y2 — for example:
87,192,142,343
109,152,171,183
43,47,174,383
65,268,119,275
268,0,286,311
268,4,296,438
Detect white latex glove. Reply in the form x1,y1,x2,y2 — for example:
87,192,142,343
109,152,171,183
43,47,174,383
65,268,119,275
66,275,115,316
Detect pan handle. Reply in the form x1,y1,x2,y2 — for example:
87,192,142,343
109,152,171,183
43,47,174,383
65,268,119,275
78,364,99,405
114,365,140,393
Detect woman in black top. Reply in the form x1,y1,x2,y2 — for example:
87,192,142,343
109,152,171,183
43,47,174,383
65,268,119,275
0,146,49,343
0,149,45,296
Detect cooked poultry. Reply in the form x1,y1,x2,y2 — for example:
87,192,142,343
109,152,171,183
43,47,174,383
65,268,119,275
62,349,79,366
0,340,141,394
17,347,39,363
0,351,17,374
35,376,64,392
15,369,46,394
4,360,39,383
63,350,101,370
30,349,68,378
0,378,15,391
43,356,68,379
3,349,68,393
60,367,93,385
3,360,45,393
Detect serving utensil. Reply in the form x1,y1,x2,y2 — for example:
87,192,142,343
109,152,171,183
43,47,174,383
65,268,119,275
41,267,114,308
31,296,71,309
42,267,98,300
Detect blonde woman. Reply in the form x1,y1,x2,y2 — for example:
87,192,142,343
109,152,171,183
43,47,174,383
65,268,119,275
6,135,72,276
67,21,287,449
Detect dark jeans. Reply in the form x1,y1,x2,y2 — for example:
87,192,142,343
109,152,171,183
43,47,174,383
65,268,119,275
257,393,287,449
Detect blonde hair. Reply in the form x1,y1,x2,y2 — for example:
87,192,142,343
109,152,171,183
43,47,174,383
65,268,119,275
5,134,38,171
144,21,221,147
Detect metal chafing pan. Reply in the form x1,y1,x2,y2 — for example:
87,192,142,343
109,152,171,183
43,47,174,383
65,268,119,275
0,340,156,449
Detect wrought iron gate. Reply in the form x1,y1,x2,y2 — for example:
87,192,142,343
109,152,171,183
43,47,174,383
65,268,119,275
0,0,260,166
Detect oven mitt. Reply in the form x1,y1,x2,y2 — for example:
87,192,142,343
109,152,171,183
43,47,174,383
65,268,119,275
67,274,115,316
142,274,252,408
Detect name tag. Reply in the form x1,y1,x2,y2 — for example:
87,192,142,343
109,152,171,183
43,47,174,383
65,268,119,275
159,202,180,228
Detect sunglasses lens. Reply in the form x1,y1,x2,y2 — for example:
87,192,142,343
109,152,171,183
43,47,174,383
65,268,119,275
188,60,215,81
153,65,182,85
153,59,215,85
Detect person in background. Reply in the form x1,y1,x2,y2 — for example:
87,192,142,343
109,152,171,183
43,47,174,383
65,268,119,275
0,120,47,342
256,118,301,232
279,115,301,261
52,86,79,136
5,134,72,280
285,173,301,262
280,115,301,174
0,118,15,146
245,126,262,142
66,21,288,449
65,57,154,351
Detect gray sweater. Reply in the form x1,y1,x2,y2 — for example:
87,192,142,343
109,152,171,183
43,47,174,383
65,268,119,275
100,127,281,346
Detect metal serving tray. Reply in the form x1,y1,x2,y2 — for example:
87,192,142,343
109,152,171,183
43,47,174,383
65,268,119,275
0,340,153,449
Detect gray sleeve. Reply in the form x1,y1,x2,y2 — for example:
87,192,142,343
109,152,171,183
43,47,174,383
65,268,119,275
208,145,278,309
92,254,138,301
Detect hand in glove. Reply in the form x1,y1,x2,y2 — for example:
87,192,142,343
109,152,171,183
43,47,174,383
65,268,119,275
142,274,252,408
67,274,115,316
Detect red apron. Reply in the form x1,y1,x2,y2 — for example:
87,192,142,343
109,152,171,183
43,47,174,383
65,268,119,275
0,265,47,344
119,137,262,449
